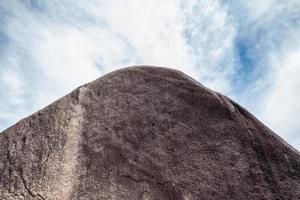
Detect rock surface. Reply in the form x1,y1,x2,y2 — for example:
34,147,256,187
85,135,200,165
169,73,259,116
0,66,300,200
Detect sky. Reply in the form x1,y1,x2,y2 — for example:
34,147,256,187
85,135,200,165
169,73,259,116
0,0,300,150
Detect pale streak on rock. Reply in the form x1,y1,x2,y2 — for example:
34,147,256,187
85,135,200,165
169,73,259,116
54,86,87,200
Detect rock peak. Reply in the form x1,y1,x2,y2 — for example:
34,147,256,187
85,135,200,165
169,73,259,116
1,66,299,199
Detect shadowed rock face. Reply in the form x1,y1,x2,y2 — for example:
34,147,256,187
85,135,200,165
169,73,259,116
0,66,299,200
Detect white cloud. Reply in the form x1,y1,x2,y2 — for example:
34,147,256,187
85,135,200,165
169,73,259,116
213,0,300,150
260,40,300,148
0,62,26,129
96,0,196,74
182,0,237,92
0,0,235,114
0,68,25,108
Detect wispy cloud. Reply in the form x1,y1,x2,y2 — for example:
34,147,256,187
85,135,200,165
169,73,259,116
0,0,300,149
222,0,300,148
260,38,300,147
182,0,237,92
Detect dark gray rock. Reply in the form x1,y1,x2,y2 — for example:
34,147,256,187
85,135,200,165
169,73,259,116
0,66,299,200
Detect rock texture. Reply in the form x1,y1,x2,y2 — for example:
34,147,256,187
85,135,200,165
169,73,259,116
0,66,300,200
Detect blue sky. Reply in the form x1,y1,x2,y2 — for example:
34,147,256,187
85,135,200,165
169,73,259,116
0,0,300,150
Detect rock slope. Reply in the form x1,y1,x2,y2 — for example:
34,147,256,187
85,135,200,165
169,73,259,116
0,66,299,200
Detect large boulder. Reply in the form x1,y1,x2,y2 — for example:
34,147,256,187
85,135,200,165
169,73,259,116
1,66,299,199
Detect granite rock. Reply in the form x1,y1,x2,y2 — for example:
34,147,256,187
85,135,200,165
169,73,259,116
1,66,299,200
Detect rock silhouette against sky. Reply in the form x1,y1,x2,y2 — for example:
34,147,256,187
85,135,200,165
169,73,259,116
0,66,299,199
